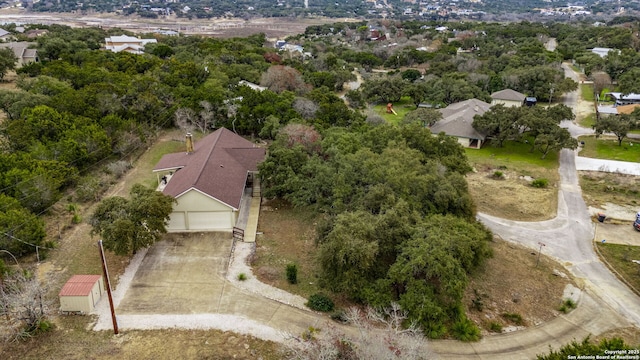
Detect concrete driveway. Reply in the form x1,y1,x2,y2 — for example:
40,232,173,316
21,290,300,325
117,232,233,314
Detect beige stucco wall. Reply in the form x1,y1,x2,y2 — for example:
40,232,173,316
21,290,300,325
491,99,522,107
174,189,234,212
168,189,237,231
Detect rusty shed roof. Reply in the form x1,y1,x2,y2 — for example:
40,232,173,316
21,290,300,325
59,275,102,297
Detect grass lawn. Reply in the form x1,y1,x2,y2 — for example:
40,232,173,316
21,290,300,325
465,138,560,171
371,96,416,125
581,83,595,102
578,135,640,162
596,242,640,295
255,200,325,301
579,113,596,128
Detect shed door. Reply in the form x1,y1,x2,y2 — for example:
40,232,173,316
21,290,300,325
168,212,186,230
187,211,231,230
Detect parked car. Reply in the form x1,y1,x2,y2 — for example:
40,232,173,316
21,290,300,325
635,218,640,232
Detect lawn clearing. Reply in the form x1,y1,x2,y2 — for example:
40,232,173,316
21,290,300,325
578,135,640,162
465,139,560,170
255,199,323,300
581,83,595,102
595,242,640,296
578,113,596,128
465,139,559,221
371,96,416,125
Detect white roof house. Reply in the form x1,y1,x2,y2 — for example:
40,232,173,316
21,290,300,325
590,47,619,58
105,35,158,54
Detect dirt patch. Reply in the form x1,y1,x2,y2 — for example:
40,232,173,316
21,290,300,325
464,238,576,335
0,316,281,359
467,167,558,221
580,171,640,210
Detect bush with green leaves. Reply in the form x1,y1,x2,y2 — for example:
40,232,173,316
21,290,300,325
286,263,298,284
501,312,523,325
237,273,247,281
307,293,335,312
451,317,481,342
493,170,504,179
488,322,503,333
531,178,549,188
537,336,631,359
559,298,576,313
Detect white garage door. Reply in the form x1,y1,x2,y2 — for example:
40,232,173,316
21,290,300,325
187,211,231,230
167,212,186,230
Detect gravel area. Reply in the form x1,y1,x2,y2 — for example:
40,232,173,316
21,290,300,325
226,241,308,310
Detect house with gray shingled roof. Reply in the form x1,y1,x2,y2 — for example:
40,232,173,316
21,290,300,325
490,89,526,107
430,98,491,149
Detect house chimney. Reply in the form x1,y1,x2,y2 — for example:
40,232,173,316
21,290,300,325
186,133,194,154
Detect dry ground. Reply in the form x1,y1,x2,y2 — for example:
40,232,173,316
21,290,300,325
467,165,558,221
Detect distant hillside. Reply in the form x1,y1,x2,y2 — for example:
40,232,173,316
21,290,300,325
24,0,635,21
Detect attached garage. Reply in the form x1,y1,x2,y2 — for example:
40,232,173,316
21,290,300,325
59,275,104,314
154,128,264,233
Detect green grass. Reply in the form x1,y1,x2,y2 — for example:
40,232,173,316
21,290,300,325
578,135,640,162
581,83,595,102
465,138,560,170
578,113,596,128
596,242,640,295
141,137,188,188
372,96,416,125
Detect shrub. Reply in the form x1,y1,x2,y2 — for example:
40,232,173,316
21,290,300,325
237,273,247,281
105,161,132,178
307,293,334,312
531,178,549,188
559,298,576,313
452,317,481,342
493,170,504,179
330,310,348,323
501,312,523,325
71,213,82,224
488,322,503,333
286,263,298,284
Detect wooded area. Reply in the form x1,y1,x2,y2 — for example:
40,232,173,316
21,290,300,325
1,18,640,339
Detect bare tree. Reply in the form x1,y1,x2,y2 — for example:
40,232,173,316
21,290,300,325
292,98,318,120
197,100,215,133
260,66,310,95
286,303,432,360
0,270,50,342
591,72,612,100
174,107,196,133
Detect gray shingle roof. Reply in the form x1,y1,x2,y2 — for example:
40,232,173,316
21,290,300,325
491,89,526,102
153,128,265,209
431,98,490,140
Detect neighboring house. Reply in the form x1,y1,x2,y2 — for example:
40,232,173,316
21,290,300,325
597,103,640,116
430,98,491,149
590,47,619,58
605,92,640,106
153,128,265,232
25,29,48,38
490,89,526,107
0,42,38,67
0,28,11,40
104,35,158,54
238,80,267,92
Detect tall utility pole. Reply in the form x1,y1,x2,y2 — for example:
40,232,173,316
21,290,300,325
98,240,118,335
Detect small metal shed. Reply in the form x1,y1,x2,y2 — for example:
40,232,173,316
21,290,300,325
59,275,104,314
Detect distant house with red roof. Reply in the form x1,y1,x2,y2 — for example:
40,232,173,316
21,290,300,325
153,128,265,232
59,275,104,314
